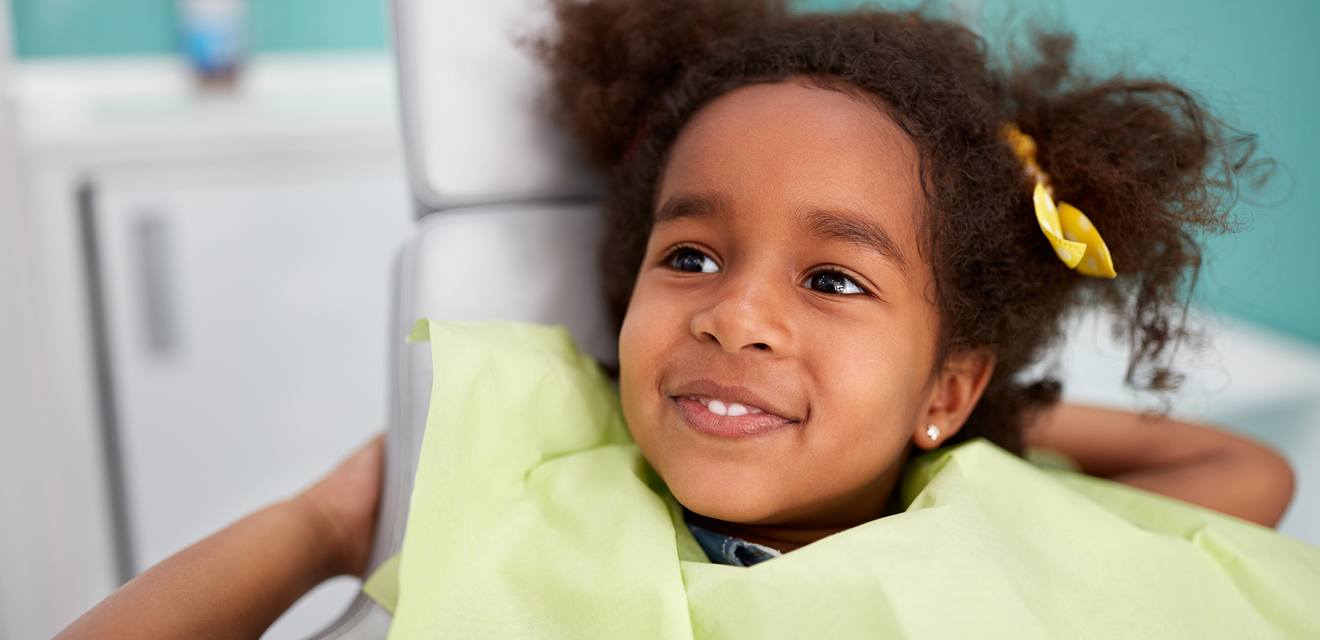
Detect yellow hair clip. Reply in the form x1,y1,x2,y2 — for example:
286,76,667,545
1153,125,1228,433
1002,124,1116,279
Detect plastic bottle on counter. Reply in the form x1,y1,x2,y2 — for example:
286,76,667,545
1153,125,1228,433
178,0,247,87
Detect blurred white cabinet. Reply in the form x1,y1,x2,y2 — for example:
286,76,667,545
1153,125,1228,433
90,155,411,638
6,55,411,638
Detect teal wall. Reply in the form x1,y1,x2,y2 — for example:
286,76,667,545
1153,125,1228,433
8,0,388,57
7,0,1317,344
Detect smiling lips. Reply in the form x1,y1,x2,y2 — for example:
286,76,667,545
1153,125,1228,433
668,379,803,437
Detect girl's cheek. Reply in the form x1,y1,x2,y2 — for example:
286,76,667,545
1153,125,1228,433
618,292,667,394
623,282,678,350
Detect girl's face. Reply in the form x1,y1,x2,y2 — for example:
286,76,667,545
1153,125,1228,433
618,79,992,530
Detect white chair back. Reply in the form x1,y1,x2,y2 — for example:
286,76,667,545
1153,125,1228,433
312,1,613,636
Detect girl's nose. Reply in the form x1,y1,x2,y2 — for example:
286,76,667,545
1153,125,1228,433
688,273,792,355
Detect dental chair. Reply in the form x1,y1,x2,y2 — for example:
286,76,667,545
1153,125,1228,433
309,0,612,637
310,0,1320,636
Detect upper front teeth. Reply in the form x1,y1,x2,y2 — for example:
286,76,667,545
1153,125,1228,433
693,396,764,416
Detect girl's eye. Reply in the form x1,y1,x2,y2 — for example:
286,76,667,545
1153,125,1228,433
665,247,720,274
804,270,867,296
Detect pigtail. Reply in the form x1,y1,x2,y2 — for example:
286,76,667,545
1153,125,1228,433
950,29,1270,453
999,31,1269,397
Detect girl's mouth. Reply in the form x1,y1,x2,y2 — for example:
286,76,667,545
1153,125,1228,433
670,395,798,437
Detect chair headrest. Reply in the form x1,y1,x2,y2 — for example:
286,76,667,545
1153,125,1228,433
392,0,604,210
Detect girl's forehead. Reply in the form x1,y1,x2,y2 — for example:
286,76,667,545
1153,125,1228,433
655,80,925,261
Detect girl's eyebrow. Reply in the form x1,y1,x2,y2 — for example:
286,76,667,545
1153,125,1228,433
654,191,731,225
654,191,907,273
803,208,908,274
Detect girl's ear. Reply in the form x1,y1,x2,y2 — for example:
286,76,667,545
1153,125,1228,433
911,348,995,450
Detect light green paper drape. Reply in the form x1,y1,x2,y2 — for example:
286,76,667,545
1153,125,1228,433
368,319,1320,638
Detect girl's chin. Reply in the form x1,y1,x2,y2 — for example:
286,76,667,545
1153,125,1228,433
668,484,787,525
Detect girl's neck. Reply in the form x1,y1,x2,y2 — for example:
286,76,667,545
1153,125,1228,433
683,463,908,554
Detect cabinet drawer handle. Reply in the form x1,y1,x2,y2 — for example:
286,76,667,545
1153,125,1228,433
132,212,179,357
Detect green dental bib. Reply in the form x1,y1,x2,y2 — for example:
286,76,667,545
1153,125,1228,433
366,319,1320,638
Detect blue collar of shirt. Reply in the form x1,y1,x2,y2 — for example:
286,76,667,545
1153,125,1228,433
685,520,783,567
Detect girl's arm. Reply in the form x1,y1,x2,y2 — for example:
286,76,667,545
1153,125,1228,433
57,434,384,639
1024,403,1295,528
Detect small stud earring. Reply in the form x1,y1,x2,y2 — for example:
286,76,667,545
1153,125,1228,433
925,424,941,441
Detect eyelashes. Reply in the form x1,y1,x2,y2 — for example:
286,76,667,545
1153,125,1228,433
660,244,874,297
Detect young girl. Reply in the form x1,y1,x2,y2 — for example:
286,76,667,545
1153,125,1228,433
60,0,1300,636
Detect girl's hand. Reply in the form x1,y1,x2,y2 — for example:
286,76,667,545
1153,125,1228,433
58,432,388,638
296,433,386,578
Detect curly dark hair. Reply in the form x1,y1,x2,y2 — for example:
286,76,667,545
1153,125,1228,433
528,0,1264,454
